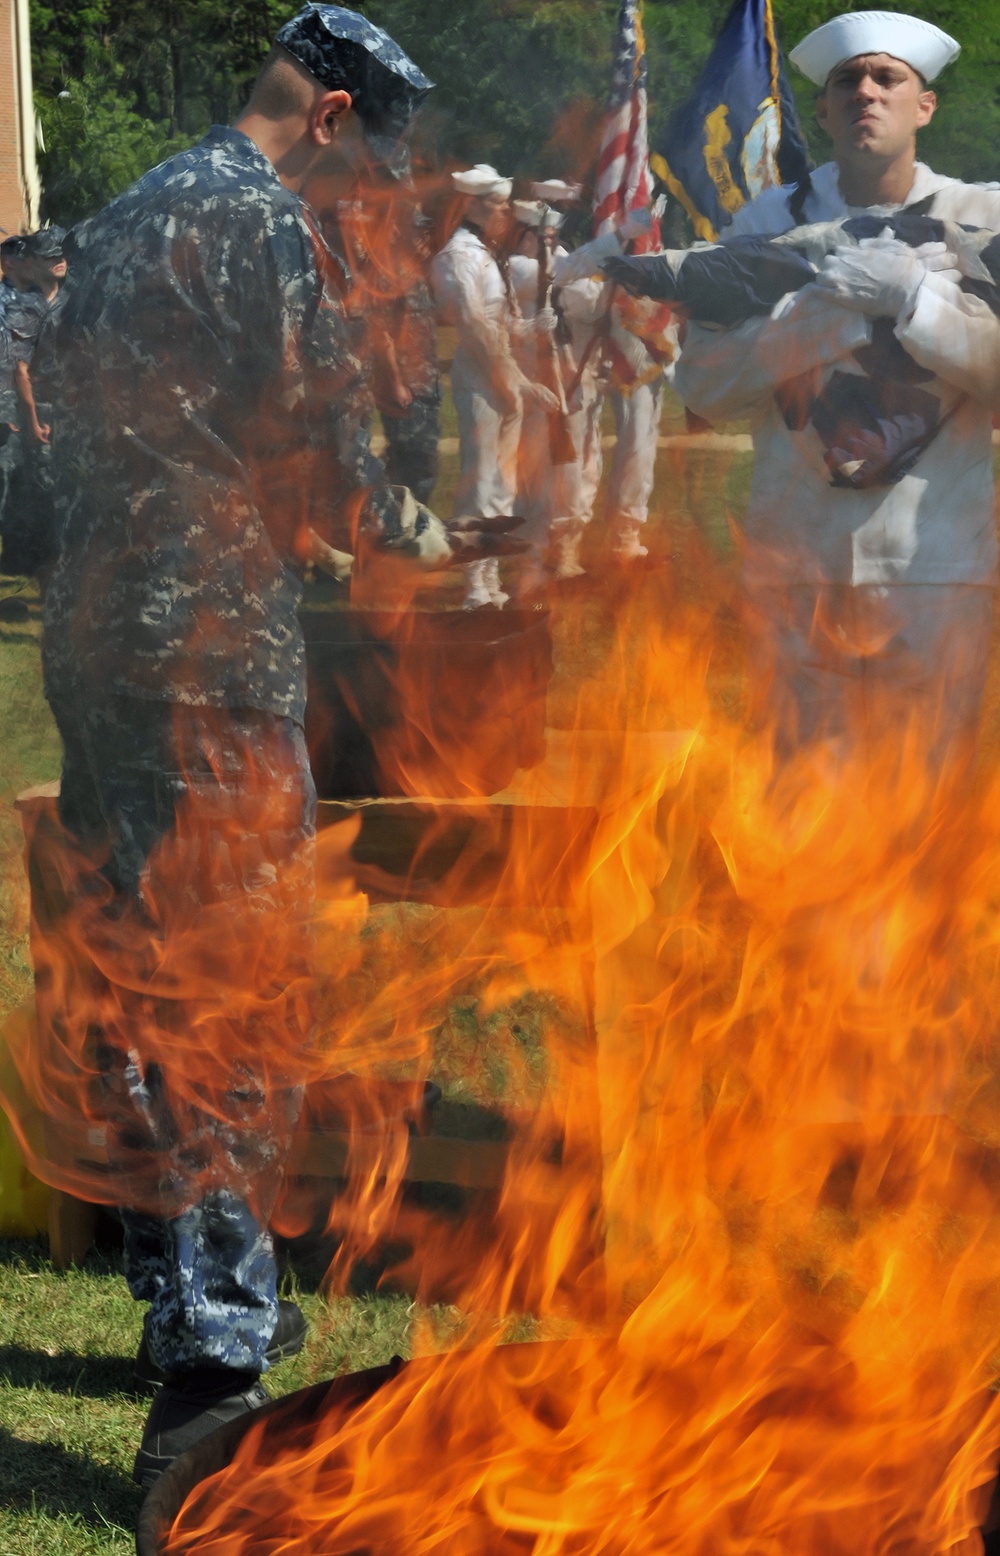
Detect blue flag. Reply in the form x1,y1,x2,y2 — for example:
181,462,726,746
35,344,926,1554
651,0,811,241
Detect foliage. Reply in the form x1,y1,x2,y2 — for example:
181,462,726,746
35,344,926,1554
31,0,287,223
35,53,189,226
25,1,1000,233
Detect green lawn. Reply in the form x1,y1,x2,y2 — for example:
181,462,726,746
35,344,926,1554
0,408,751,1553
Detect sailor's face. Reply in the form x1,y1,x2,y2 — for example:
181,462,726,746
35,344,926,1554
32,256,67,285
817,53,936,160
469,193,510,242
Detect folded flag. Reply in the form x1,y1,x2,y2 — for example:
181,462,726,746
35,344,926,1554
605,216,1000,488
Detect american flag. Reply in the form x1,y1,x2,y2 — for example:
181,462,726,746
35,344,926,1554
593,0,675,391
593,0,659,253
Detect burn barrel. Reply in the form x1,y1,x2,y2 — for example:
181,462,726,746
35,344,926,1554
301,605,552,800
135,1359,405,1556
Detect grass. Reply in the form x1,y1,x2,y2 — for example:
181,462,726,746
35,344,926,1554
0,1238,423,1553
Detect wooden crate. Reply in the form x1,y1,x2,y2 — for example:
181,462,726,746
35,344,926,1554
12,729,692,1264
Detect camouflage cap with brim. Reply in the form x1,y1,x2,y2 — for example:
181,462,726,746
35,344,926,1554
275,4,432,176
24,226,68,260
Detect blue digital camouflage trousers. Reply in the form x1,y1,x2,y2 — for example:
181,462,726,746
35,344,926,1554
0,428,57,580
45,693,316,1375
380,390,441,506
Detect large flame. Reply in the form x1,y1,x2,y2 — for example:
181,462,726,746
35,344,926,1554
155,532,1000,1552
2,163,998,1552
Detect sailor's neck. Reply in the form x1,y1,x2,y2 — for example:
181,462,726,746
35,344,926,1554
835,152,918,210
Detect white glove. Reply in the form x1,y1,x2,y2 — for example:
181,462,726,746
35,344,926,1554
814,237,957,320
305,530,353,583
509,314,536,340
523,380,560,411
911,240,961,275
910,240,962,289
618,208,654,244
533,306,558,335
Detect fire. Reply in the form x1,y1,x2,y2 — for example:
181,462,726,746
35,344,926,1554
0,165,995,1546
147,532,1000,1553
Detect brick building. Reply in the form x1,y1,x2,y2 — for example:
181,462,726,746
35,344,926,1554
0,0,38,236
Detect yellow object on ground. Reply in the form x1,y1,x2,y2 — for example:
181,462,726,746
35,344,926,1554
0,1003,48,1236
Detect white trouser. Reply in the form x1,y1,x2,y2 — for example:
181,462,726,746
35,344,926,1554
516,400,592,554
746,581,994,776
453,387,521,519
605,380,664,529
577,377,605,528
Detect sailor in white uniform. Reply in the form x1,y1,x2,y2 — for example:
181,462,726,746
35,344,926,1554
430,164,557,608
506,192,651,586
675,11,1000,774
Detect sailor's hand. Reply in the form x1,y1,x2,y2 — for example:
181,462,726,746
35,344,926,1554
911,241,962,288
384,379,413,411
618,208,654,244
524,381,560,412
534,306,558,336
305,529,353,583
602,254,654,296
496,381,523,420
910,240,960,274
815,238,953,319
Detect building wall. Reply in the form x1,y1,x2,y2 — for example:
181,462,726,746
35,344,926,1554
0,0,37,236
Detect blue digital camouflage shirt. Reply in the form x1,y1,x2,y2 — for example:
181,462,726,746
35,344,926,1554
8,287,65,369
0,277,22,421
38,125,384,724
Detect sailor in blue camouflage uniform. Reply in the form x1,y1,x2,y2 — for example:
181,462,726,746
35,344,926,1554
1,227,68,579
0,237,28,555
373,196,442,504
31,4,438,1487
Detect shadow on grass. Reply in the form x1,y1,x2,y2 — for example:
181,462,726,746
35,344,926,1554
0,1425,142,1528
0,1235,123,1275
0,1345,139,1400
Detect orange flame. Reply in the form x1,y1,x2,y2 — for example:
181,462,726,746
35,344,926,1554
152,532,1000,1553
2,159,998,1552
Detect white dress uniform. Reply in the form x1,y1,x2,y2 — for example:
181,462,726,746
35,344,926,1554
605,377,666,556
431,164,520,607
508,229,623,581
431,222,520,522
674,15,1000,771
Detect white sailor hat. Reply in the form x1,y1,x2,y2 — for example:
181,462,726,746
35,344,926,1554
451,164,513,200
789,10,960,86
529,179,583,206
511,199,565,229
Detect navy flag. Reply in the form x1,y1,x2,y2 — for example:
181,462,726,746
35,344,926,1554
651,0,811,242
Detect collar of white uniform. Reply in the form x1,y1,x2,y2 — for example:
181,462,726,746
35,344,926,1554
806,158,955,215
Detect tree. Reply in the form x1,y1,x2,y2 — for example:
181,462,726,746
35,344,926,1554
28,0,1000,226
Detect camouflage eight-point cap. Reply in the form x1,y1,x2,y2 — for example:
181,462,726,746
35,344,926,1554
276,3,433,175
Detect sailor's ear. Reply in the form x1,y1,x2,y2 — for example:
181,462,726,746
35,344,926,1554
311,89,353,146
916,88,936,129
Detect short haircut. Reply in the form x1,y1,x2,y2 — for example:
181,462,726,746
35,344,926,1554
244,44,322,122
